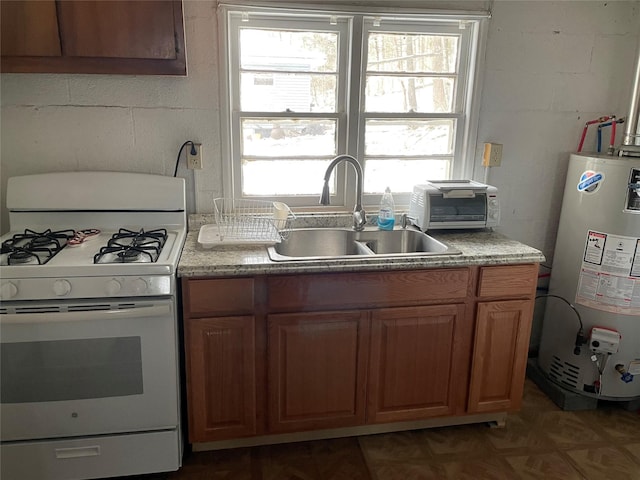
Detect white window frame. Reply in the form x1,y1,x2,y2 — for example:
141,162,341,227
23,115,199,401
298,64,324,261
218,3,489,211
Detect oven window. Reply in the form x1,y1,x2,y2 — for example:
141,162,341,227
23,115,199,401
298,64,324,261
430,194,487,222
1,337,143,403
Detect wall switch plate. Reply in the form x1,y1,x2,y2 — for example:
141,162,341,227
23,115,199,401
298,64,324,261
482,143,503,167
187,143,203,170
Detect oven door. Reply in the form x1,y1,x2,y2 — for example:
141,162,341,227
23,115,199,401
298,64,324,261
0,299,179,442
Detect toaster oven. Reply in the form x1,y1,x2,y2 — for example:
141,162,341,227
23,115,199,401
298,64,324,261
408,180,500,230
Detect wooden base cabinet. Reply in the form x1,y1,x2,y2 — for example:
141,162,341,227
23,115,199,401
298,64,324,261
186,316,257,442
368,304,470,424
467,300,534,413
183,277,260,443
267,311,369,433
467,264,538,414
182,263,538,445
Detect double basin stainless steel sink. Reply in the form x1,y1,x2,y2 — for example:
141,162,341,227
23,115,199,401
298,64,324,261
267,227,461,262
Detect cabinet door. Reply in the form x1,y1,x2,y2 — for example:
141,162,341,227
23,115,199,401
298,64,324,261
1,0,186,75
57,1,179,60
186,316,256,442
368,304,469,424
1,1,61,57
467,300,534,413
268,311,369,433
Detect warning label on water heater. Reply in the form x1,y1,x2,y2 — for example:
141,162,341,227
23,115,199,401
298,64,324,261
576,230,640,315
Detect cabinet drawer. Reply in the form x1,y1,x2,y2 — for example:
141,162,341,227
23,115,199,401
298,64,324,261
268,269,470,311
185,278,255,316
477,264,538,298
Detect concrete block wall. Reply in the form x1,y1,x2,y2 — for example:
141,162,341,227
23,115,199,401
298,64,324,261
476,0,640,352
476,1,640,261
1,0,639,265
0,1,222,233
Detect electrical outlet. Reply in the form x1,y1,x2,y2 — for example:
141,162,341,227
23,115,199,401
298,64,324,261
187,143,203,170
482,143,503,167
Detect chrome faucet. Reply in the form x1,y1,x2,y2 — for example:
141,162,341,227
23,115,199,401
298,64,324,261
319,154,367,231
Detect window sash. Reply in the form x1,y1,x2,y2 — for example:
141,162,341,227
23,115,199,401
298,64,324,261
221,5,486,210
358,16,472,204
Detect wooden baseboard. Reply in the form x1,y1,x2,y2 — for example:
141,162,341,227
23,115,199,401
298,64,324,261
191,412,508,452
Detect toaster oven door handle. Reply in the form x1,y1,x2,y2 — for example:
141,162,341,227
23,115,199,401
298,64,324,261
0,304,171,325
442,189,477,198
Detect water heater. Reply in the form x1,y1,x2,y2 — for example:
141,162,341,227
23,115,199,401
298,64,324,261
537,153,640,401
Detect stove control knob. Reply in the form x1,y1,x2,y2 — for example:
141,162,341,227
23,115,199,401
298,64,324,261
1,282,18,300
53,279,72,297
106,279,122,296
132,278,148,294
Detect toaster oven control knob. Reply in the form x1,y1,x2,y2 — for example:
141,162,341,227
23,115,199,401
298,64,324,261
1,282,18,300
53,279,72,296
132,278,148,294
106,279,122,295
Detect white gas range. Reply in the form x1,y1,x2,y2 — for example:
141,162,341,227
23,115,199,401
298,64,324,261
0,172,187,480
1,226,184,301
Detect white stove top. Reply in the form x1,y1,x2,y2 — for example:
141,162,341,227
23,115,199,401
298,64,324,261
0,171,187,302
1,228,185,275
0,227,186,302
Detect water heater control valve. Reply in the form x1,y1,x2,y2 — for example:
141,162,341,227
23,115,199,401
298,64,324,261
589,327,621,354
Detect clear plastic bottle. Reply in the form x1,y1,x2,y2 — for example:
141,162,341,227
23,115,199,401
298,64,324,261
377,187,395,230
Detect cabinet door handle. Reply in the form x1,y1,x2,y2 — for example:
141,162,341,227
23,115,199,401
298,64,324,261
55,446,101,459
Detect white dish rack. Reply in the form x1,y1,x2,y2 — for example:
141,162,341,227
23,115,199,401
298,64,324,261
198,198,295,248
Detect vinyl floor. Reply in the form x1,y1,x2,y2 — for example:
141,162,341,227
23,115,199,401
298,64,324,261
133,378,640,480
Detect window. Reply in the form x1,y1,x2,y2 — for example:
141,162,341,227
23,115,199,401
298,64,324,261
220,4,487,209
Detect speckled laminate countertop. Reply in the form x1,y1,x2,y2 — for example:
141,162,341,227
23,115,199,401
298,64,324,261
178,216,545,278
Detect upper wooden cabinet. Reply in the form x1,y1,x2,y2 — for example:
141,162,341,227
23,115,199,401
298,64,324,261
1,1,61,57
1,0,186,75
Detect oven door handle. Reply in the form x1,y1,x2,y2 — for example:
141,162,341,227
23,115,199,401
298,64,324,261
0,304,172,325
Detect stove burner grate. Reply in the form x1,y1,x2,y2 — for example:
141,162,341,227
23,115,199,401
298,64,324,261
93,228,168,264
1,229,75,265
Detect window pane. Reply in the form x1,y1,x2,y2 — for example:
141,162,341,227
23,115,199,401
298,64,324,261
243,160,330,195
240,29,337,73
242,119,336,157
365,119,455,156
365,159,450,193
226,9,480,204
241,73,337,112
367,33,458,73
365,76,454,113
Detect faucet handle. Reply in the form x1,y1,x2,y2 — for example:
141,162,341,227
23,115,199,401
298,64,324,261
401,213,416,229
353,209,367,231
